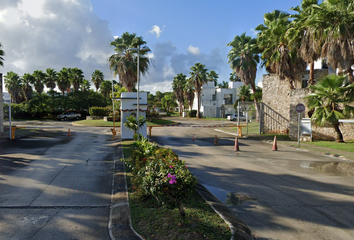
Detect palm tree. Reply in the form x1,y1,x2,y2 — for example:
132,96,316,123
189,63,208,118
45,68,57,91
207,70,219,86
57,67,71,96
255,10,307,89
123,115,146,140
91,70,104,91
233,85,252,110
315,0,354,83
184,80,195,111
227,32,259,97
109,32,151,92
287,0,322,85
22,73,35,101
69,67,84,91
0,42,4,67
4,71,22,103
81,79,91,91
305,74,354,142
32,70,46,94
100,80,112,99
229,72,241,82
172,73,187,116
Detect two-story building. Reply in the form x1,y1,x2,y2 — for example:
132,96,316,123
192,81,244,118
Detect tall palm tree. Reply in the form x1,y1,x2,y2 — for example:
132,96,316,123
100,80,112,99
287,0,322,85
32,70,46,94
315,0,354,83
184,79,195,111
255,10,307,89
227,32,259,96
172,73,187,116
0,42,4,67
109,32,151,92
206,70,219,86
91,70,104,91
189,63,208,118
45,68,57,91
305,74,354,142
4,71,22,103
57,67,71,96
22,73,35,101
69,67,84,91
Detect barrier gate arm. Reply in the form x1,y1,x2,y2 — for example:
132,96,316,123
10,126,64,140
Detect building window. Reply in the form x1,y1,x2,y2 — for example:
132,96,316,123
212,94,216,101
224,94,233,105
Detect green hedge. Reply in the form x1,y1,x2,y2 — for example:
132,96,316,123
187,110,197,117
89,107,111,116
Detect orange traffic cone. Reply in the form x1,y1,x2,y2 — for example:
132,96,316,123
234,137,240,151
68,128,71,137
272,136,278,151
192,135,195,141
214,135,219,145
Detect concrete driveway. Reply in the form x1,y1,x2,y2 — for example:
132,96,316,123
0,121,115,240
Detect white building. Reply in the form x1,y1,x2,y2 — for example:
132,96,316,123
192,81,244,118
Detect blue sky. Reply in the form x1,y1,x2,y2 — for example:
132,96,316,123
1,0,303,94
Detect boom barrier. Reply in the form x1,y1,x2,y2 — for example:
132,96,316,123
148,125,246,137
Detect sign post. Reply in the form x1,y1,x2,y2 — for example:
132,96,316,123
296,103,306,145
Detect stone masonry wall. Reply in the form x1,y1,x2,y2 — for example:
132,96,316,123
262,70,354,141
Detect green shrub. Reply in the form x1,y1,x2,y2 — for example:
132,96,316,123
187,110,197,117
89,106,110,116
122,138,198,217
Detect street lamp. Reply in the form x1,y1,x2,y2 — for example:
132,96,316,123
128,45,150,141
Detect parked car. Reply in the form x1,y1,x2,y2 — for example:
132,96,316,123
227,114,247,121
57,111,81,121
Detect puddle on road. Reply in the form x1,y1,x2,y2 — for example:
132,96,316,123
204,184,256,206
300,161,354,176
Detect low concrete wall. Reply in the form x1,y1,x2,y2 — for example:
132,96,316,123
86,116,104,120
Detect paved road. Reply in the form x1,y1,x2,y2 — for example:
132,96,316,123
0,121,115,240
150,118,354,240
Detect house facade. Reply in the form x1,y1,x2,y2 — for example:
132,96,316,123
192,81,244,118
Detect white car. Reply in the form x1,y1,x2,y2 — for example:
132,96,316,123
57,111,81,121
227,114,247,121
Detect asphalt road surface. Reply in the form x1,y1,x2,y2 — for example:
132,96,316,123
150,118,354,240
0,121,115,240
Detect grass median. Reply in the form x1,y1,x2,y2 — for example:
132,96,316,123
121,141,231,240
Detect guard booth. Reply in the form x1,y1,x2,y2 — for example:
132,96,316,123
120,92,148,140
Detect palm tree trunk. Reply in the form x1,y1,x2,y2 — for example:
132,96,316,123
197,91,200,118
333,122,344,143
250,83,259,122
308,62,315,85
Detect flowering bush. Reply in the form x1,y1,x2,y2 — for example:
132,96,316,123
123,138,198,217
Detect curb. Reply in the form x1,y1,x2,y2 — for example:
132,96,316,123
196,184,257,240
109,138,144,240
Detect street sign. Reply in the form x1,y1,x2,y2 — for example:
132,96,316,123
296,103,305,113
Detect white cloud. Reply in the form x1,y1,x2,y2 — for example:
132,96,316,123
149,25,164,38
140,41,224,94
0,0,115,89
187,45,200,55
